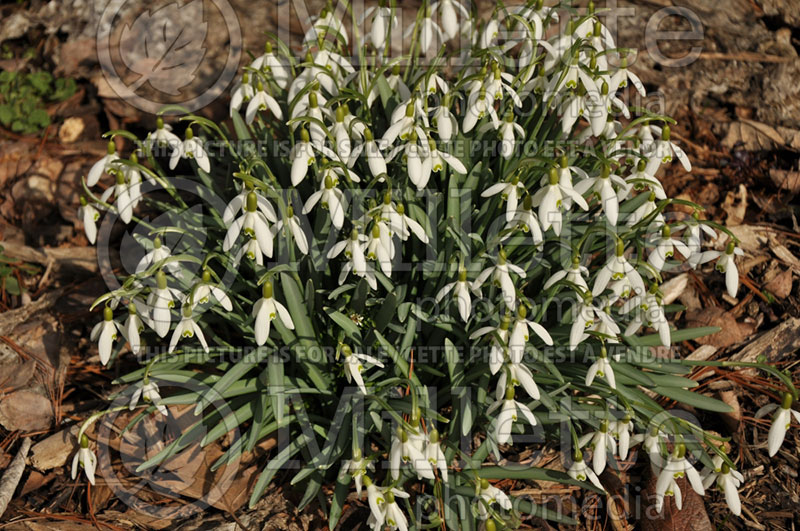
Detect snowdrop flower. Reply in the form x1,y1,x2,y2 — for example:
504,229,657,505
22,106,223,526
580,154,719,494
569,294,604,351
246,82,283,124
250,42,290,88
436,268,479,322
349,128,387,179
361,3,396,51
272,206,309,255
342,344,384,395
683,213,717,266
504,195,544,246
365,221,394,277
424,429,449,480
129,380,168,415
122,303,144,356
567,450,604,490
406,8,444,54
425,137,467,176
609,55,645,96
496,113,525,159
99,169,135,224
496,361,540,401
432,96,458,143
487,387,538,445
431,0,469,40
758,393,800,457
574,165,625,226
470,315,510,375
648,225,691,272
388,203,429,243
147,271,182,338
654,444,705,513
382,490,409,531
578,420,617,475
479,18,499,49
169,304,209,353
222,185,278,227
91,306,119,365
253,280,294,346
610,415,644,460
463,89,499,133
303,7,348,45
292,90,329,146
169,127,210,173
147,117,180,154
302,174,347,229
290,128,317,186
532,168,589,235
87,140,120,186
695,241,744,298
622,286,671,347
472,249,525,310
543,257,589,294
390,426,429,479
626,191,664,229
342,449,373,495
229,72,255,116
383,101,426,147
71,434,97,485
388,131,431,190
645,125,691,174
624,160,665,200
328,229,377,290
476,478,512,519
136,237,184,279
192,270,233,311
385,65,411,102
508,304,553,364
585,346,618,390
593,240,645,297
78,196,100,244
223,192,275,258
701,456,744,516
481,174,526,223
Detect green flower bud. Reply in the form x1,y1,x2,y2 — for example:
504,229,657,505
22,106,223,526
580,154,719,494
104,306,114,322
262,280,274,299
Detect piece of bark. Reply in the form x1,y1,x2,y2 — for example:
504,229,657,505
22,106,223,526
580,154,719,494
30,426,79,471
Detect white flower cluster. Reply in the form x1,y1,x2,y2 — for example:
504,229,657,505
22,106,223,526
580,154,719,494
74,0,798,526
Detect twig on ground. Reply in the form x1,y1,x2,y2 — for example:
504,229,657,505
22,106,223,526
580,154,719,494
0,437,33,519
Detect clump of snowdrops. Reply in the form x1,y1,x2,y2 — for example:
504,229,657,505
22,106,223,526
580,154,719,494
73,0,799,528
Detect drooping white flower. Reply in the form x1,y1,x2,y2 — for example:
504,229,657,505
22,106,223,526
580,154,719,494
129,380,168,415
622,287,671,347
169,304,209,353
91,306,120,365
645,125,691,174
592,240,645,297
136,236,184,279
648,225,691,272
436,268,479,322
609,415,644,461
302,173,348,229
222,185,278,227
472,249,526,310
328,229,377,290
169,127,210,173
384,100,427,146
463,89,499,133
682,214,717,267
496,361,540,401
122,303,144,356
425,429,449,481
98,168,135,224
147,117,181,153
433,98,458,143
504,195,544,246
757,393,800,457
71,434,97,485
487,387,538,445
625,191,664,229
349,128,387,179
390,426,429,479
654,445,705,513
573,165,626,226
508,304,553,364
531,168,589,235
585,346,619,390
191,270,233,311
406,10,444,54
342,449,373,495
543,257,589,294
246,82,283,124
431,0,469,40
361,4,397,51
229,72,256,116
342,345,384,395
470,315,511,375
567,450,604,490
578,420,617,475
381,490,410,531
253,280,294,346
569,295,605,351
623,159,665,201
147,271,183,338
609,55,646,96
87,140,120,187
701,457,744,516
388,203,429,243
78,196,100,244
694,242,744,298
425,137,467,176
223,191,275,258
475,478,512,519
303,7,349,45
250,42,290,88
272,205,309,255
481,174,527,223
